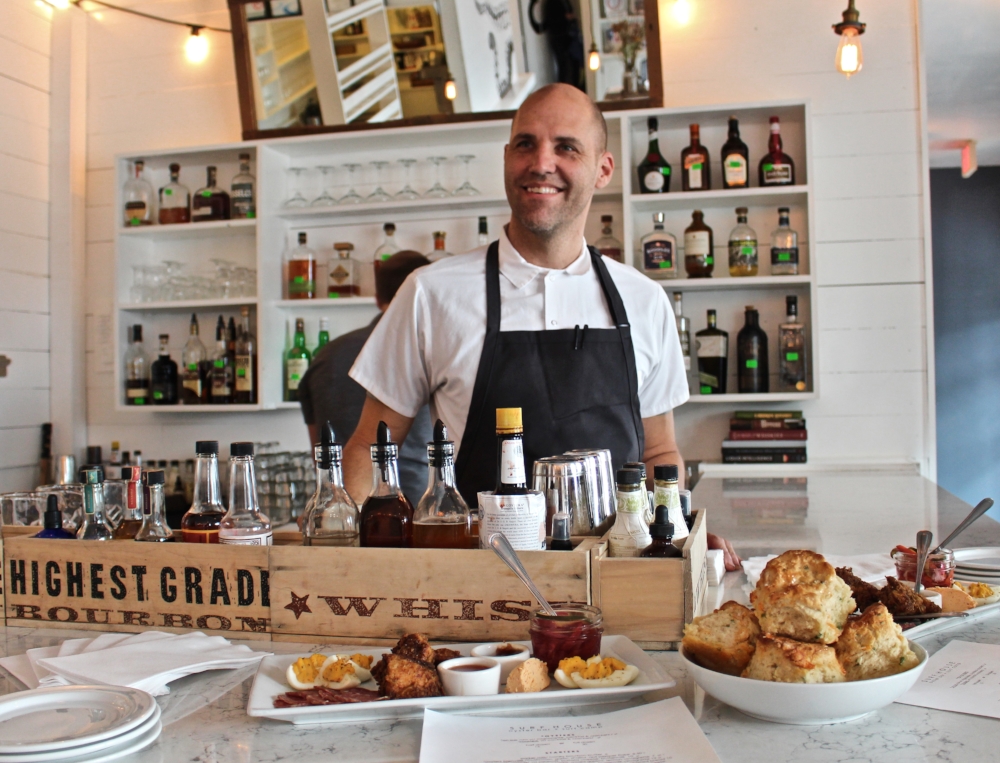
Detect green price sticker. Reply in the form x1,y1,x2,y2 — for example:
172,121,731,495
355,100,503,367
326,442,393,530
659,261,672,269
201,190,212,197
294,276,305,283
692,163,703,170
214,360,224,368
700,385,712,394
328,292,340,298
130,218,141,226
381,254,392,261
153,391,163,400
247,211,256,219
187,363,198,371
777,252,791,261
237,368,246,377
786,352,799,361
741,245,755,256
135,398,146,405
290,374,301,382
763,163,774,172
728,160,742,168
661,167,671,176
705,256,714,265
164,188,172,196
746,359,758,369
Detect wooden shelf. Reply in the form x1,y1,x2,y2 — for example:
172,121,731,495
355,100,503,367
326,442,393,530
273,297,377,308
118,218,256,240
683,392,816,404
630,185,809,212
656,275,812,291
119,298,258,312
114,403,264,414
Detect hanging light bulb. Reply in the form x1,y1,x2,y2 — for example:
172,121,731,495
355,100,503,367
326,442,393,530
185,26,209,64
670,0,693,26
49,0,71,9
588,42,601,71
832,0,865,78
444,76,457,101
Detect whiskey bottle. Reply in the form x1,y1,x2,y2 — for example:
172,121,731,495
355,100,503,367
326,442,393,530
478,216,489,246
695,309,728,395
427,231,452,262
770,207,799,275
231,153,256,219
191,166,231,221
181,314,207,405
158,163,190,224
779,295,807,392
285,232,317,299
303,422,359,547
759,117,795,186
495,408,528,495
684,210,714,278
720,117,749,189
234,305,256,404
641,213,678,279
209,317,234,404
124,325,150,406
150,334,178,405
637,116,671,193
728,207,758,277
123,159,155,227
681,124,710,191
359,422,414,547
284,317,311,402
373,222,399,276
180,441,225,543
672,292,692,379
413,420,473,549
595,215,624,263
226,316,237,370
737,305,769,393
315,317,331,355
328,242,359,297
220,442,272,546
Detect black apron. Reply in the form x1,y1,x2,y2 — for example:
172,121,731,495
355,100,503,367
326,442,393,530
454,241,645,505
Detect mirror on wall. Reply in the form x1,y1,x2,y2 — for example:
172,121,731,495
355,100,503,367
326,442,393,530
228,0,662,138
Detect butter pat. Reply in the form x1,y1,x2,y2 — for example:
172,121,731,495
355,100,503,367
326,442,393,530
706,549,726,586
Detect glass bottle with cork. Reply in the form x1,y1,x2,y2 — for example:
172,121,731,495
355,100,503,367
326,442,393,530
595,215,624,263
359,422,414,547
181,314,207,405
328,243,359,297
135,469,175,542
737,305,769,393
720,117,749,189
158,163,190,224
770,207,799,275
231,153,255,219
640,506,683,558
413,420,473,549
637,116,671,194
284,318,311,402
220,442,272,545
123,159,155,227
78,468,114,541
681,124,710,191
684,210,714,278
150,334,178,405
181,441,225,543
779,295,807,391
234,306,256,404
302,422,359,547
114,466,144,539
607,469,651,557
427,231,452,262
728,207,758,277
696,309,728,394
641,213,677,279
285,232,317,299
192,165,231,221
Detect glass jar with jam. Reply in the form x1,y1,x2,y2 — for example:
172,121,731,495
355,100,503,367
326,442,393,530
891,546,955,588
529,604,603,673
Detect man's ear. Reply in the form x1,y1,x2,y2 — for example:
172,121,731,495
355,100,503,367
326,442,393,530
595,150,615,190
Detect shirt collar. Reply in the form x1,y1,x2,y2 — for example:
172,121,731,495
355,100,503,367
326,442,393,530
497,227,591,290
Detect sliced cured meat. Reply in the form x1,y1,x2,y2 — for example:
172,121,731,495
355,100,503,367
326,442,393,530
272,686,383,708
333,687,383,703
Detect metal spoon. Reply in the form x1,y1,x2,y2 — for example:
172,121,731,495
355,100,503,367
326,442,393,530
913,529,933,594
934,498,995,553
488,532,558,616
894,611,970,621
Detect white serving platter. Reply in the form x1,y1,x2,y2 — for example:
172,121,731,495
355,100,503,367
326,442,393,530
904,583,1000,640
247,636,674,725
953,548,1000,571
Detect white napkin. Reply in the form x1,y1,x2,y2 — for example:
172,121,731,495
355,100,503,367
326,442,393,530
742,552,895,588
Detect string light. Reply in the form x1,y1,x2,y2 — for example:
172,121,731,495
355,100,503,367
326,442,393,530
588,42,601,71
185,27,209,64
832,0,866,78
670,0,693,26
444,77,457,101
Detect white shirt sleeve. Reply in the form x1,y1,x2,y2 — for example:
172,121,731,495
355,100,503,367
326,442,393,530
348,273,430,419
635,287,690,418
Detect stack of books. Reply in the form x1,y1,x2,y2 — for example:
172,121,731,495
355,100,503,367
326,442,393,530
722,411,807,464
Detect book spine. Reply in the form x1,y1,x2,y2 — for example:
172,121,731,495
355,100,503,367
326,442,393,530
733,411,803,420
728,430,808,441
730,418,806,430
722,447,807,455
722,453,809,464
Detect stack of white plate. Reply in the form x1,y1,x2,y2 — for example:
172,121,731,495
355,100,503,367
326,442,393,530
954,548,1000,584
0,686,161,762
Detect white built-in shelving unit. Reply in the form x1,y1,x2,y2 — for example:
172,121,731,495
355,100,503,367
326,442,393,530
113,100,817,422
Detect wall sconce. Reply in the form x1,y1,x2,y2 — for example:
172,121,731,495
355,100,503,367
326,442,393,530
833,0,865,78
588,42,601,71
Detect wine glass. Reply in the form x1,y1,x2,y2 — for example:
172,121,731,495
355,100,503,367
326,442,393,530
311,166,338,206
424,156,450,199
367,161,392,203
395,159,420,200
340,163,364,205
283,168,309,208
452,154,479,196
130,266,147,303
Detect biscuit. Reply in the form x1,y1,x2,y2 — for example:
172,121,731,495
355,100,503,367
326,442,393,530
835,603,920,681
742,635,845,683
682,601,761,676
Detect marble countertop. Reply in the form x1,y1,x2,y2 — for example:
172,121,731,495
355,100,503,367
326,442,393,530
1,471,998,762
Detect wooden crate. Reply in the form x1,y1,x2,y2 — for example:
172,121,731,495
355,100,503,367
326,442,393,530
590,509,709,650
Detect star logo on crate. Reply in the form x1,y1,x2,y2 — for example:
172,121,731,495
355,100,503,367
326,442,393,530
285,592,312,619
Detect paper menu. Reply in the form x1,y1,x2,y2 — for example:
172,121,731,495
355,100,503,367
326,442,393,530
418,698,721,763
896,640,1000,719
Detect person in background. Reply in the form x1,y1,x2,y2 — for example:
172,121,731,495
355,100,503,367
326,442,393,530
298,251,433,506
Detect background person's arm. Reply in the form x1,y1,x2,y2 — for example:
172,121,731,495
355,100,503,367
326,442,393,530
342,393,415,503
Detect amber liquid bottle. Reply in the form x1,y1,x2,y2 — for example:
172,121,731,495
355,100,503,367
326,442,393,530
114,466,144,540
684,210,714,278
759,116,796,186
413,420,474,549
359,422,414,548
495,408,528,496
180,441,225,542
681,124,711,192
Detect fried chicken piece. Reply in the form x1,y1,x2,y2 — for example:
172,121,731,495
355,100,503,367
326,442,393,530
433,648,461,665
836,567,882,612
391,633,437,663
371,653,442,699
879,576,942,618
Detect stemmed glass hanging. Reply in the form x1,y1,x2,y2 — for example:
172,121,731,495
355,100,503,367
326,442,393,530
395,159,420,201
367,161,393,203
424,156,450,199
311,166,338,206
283,168,309,208
452,155,479,196
340,163,364,205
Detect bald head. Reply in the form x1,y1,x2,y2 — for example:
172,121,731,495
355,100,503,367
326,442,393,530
513,84,608,153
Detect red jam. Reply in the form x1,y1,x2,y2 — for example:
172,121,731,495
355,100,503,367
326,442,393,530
891,547,955,588
529,605,603,673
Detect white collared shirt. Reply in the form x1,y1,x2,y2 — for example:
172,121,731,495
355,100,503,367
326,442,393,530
349,228,689,451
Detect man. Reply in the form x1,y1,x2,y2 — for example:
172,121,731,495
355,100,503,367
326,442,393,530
345,84,739,569
297,251,433,506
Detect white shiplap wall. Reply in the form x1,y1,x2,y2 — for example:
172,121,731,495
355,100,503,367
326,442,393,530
0,0,52,491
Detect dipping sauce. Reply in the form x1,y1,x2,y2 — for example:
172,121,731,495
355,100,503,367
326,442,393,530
495,644,524,657
446,664,492,672
892,547,955,588
529,605,603,673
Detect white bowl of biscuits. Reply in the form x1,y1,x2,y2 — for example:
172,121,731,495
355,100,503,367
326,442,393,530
680,550,928,725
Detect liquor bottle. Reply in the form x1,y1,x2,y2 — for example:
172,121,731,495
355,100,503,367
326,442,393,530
110,440,121,468
191,165,231,221
209,317,233,404
373,222,399,276
359,422,414,547
641,213,678,279
478,216,489,246
720,117,749,189
78,468,114,541
684,210,714,278
135,469,175,542
220,442,272,545
33,494,75,539
595,215,624,263
636,116,671,193
427,231,452,262
413,420,473,549
728,207,758,277
302,422,359,546
181,441,225,543
608,468,651,557
226,316,237,369
779,295,807,392
124,325,151,406
770,207,799,276
315,317,330,354
328,243,359,297
758,116,795,186
672,292,691,379
652,463,688,541
234,306,256,404
285,232,317,299
123,159,155,227
114,466,144,539
681,124,710,192
640,505,683,558
183,458,195,503
737,305,769,393
157,163,190,224
181,314,207,405
149,334,178,405
495,408,528,495
695,309,728,394
231,153,256,219
284,318,311,402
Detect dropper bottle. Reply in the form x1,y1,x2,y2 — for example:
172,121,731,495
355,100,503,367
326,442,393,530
78,468,114,541
302,422,359,546
136,469,175,542
413,420,473,549
34,495,75,539
359,421,413,547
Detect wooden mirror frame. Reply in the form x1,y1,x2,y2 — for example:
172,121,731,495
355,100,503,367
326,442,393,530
228,0,663,140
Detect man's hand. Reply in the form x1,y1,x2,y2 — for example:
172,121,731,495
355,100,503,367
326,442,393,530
708,533,742,572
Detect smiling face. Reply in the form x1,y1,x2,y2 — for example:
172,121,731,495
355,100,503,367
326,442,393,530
504,85,614,241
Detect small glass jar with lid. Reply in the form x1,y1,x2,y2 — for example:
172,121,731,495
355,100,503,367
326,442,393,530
328,242,359,297
891,547,956,588
529,604,604,673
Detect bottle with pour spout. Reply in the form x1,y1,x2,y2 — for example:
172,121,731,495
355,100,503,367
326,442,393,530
78,468,114,541
219,442,272,545
302,422,359,546
359,422,414,547
608,468,651,557
413,420,473,549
